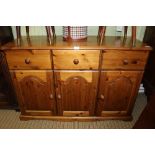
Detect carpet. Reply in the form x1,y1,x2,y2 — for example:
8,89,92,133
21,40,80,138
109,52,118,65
0,93,147,129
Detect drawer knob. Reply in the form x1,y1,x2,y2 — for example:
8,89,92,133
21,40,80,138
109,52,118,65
25,58,31,64
100,94,104,100
123,59,128,65
73,59,79,65
57,94,61,99
50,94,53,99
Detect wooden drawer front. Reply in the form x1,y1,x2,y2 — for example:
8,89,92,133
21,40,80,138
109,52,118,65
6,50,51,69
102,50,149,70
53,50,100,70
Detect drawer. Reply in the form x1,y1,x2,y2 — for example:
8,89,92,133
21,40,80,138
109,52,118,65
5,50,52,69
53,50,100,70
102,50,149,70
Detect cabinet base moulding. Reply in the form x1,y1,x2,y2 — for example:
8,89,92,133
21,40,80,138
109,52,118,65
19,115,133,122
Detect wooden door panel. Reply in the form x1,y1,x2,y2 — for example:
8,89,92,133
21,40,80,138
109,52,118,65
11,70,56,116
96,71,143,117
55,71,98,116
103,76,132,111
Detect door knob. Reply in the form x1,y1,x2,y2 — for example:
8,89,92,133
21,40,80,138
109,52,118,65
100,94,104,100
123,59,128,65
73,59,79,65
25,58,31,64
57,94,61,99
50,94,53,99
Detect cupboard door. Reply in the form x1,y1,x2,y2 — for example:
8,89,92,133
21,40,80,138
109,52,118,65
55,71,98,116
11,70,56,116
96,71,143,117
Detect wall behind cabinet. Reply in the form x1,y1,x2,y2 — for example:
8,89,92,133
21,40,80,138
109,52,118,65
11,26,146,41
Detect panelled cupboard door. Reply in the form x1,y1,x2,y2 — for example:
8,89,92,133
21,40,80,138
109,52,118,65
55,71,99,117
11,70,56,116
96,71,143,117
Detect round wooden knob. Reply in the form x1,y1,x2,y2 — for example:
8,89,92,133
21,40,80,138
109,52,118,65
25,58,31,64
100,94,104,100
123,59,128,65
73,59,79,65
57,94,61,99
50,94,53,99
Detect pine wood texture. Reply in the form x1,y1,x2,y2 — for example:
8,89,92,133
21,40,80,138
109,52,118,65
11,71,56,116
5,50,51,70
54,71,98,116
96,71,143,117
1,36,151,121
102,50,149,70
53,50,100,70
1,36,151,51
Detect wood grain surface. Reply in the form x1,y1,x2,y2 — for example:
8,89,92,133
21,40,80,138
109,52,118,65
1,36,151,121
6,50,51,69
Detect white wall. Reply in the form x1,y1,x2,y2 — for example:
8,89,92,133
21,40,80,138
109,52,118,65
11,26,146,41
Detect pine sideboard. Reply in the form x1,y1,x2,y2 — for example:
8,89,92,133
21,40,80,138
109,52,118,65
1,36,151,121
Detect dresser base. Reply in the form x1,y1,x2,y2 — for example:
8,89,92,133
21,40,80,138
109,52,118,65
20,114,132,122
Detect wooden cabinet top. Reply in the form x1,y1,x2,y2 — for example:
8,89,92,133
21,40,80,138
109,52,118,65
0,36,152,51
